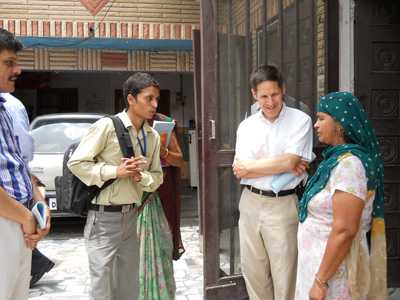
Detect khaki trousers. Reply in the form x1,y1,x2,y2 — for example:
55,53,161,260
239,188,298,300
0,217,32,300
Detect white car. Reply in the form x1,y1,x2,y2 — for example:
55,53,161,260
29,113,104,217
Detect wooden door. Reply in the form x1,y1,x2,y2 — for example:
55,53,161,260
200,0,251,298
354,0,400,287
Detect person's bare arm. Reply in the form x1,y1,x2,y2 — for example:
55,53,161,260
0,187,37,248
309,190,364,300
31,175,46,202
161,132,184,168
0,186,34,227
233,153,307,178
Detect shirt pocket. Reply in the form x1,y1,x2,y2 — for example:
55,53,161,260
251,138,269,159
106,133,125,161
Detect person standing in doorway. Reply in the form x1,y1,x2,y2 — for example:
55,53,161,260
233,65,313,300
0,28,50,300
68,72,163,300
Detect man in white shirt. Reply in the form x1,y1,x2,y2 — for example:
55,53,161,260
233,65,313,300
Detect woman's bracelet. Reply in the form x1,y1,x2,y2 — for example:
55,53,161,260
315,275,329,289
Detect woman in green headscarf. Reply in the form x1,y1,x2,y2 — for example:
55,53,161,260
295,92,387,300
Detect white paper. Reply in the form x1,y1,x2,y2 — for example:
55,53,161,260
271,152,316,193
271,173,297,194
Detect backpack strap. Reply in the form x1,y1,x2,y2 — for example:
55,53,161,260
108,115,134,158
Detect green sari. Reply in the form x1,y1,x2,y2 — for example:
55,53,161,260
137,192,176,300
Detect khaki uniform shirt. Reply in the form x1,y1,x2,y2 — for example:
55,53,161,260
67,111,163,205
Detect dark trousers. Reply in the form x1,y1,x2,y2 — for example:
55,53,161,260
31,248,53,275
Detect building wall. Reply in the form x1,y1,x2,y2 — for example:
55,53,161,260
17,48,193,72
0,0,199,40
0,0,199,23
15,72,195,127
14,71,195,179
0,0,199,72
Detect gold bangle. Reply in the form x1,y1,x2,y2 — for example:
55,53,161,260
315,275,329,289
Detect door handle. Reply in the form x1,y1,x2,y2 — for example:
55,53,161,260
209,119,216,140
205,281,237,290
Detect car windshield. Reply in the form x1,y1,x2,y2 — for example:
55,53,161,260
31,122,92,153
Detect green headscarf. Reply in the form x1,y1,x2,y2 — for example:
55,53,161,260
298,91,385,222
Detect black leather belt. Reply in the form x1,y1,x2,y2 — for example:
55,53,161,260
245,185,296,197
89,203,135,212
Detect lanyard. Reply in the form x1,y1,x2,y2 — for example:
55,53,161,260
137,126,147,156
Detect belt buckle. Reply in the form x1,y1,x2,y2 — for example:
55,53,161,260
121,204,130,213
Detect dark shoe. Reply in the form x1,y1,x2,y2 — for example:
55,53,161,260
29,260,55,288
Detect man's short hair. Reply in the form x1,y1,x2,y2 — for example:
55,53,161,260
0,29,23,53
122,72,160,108
250,64,284,90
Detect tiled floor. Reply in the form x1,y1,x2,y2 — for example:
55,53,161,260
29,222,203,300
28,182,400,300
29,183,202,299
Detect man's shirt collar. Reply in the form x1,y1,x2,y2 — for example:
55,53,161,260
118,110,153,133
256,102,287,124
0,93,6,106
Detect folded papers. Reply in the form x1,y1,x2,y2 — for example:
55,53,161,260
271,153,316,194
31,201,47,229
271,172,297,194
152,120,175,147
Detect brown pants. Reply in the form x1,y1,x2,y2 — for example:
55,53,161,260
239,188,298,300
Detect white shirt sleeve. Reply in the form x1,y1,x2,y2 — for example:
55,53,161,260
284,114,313,161
234,121,253,161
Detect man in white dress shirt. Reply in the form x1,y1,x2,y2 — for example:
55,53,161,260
233,65,313,300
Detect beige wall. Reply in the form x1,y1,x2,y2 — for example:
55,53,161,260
17,48,192,72
0,1,199,40
0,1,198,72
0,0,200,24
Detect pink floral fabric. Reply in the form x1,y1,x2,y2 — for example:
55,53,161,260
295,155,374,300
